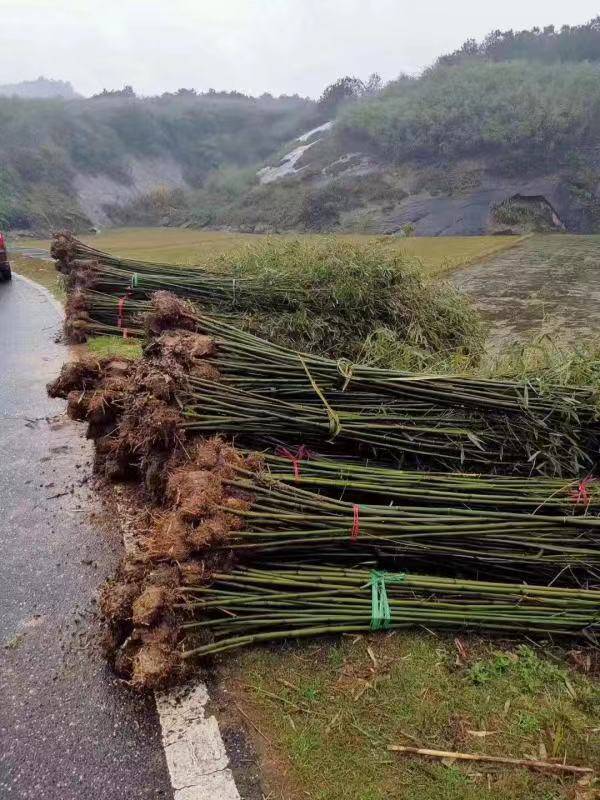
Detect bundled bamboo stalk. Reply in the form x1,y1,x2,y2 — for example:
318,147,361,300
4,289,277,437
150,302,598,474
186,461,600,579
179,375,595,474
257,450,600,512
52,290,600,474
178,564,600,658
53,233,285,305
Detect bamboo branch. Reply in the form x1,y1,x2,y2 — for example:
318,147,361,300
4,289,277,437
387,745,594,775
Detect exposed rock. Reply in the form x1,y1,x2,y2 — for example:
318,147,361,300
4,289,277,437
74,156,188,227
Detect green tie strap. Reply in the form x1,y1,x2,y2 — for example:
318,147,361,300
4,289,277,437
370,570,406,631
131,272,139,288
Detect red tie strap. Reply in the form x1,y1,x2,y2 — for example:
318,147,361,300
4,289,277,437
351,504,360,541
275,444,312,481
117,295,127,327
571,477,594,508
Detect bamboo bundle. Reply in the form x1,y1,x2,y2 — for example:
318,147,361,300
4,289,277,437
175,312,598,423
50,233,485,370
257,451,600,512
51,290,600,474
185,461,600,578
180,378,550,469
53,234,283,306
178,565,600,658
140,302,594,474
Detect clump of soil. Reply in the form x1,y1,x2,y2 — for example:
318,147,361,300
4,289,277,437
144,329,221,382
132,585,174,627
166,468,224,519
95,435,260,690
48,288,264,690
100,579,140,624
145,291,199,336
48,345,191,485
47,355,104,397
64,289,92,342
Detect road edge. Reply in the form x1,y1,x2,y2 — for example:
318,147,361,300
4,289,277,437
12,271,65,317
14,269,242,800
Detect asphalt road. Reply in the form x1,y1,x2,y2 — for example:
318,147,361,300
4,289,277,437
0,275,173,800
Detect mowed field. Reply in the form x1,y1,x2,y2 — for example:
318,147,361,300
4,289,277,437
13,226,525,277
452,234,600,348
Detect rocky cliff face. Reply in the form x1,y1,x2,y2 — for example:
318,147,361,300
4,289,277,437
254,124,600,235
74,157,188,228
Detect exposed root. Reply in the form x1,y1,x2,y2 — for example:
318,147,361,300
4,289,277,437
47,356,103,397
145,291,199,336
132,585,174,627
100,580,140,625
50,231,77,271
130,639,179,690
145,512,193,562
186,516,230,549
166,468,224,520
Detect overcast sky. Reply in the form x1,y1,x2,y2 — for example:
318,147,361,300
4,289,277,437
1,0,599,98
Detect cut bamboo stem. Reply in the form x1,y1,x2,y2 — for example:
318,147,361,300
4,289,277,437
387,745,594,775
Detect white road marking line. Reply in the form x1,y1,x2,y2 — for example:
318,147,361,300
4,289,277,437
31,270,243,800
157,684,241,800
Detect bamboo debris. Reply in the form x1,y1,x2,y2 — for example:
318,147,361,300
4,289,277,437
386,745,594,775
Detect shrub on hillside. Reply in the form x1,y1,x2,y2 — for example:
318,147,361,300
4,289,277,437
339,61,600,171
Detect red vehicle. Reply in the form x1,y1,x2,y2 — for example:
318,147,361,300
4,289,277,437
0,232,11,281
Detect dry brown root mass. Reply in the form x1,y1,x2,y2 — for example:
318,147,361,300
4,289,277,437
145,291,199,336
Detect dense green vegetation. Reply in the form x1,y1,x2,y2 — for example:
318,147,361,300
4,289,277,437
210,238,484,368
338,60,600,171
0,93,316,229
439,16,600,66
111,18,600,233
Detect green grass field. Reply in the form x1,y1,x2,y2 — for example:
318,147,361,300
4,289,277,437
224,634,599,800
10,254,64,299
14,226,526,274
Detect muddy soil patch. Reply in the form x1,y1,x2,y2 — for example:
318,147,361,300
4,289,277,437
451,235,600,350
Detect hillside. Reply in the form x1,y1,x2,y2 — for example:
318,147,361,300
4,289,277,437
2,17,600,235
112,59,600,236
0,91,317,232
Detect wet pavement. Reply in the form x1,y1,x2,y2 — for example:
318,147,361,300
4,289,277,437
0,275,173,799
452,234,600,350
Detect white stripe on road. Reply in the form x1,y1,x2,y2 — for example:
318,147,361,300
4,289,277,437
156,684,241,800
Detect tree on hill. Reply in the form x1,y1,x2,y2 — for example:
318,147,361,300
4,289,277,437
317,73,382,117
439,16,600,66
91,85,136,100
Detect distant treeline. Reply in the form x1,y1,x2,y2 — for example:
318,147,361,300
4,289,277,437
439,17,600,66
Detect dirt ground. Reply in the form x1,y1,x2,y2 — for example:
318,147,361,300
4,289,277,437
451,235,600,349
